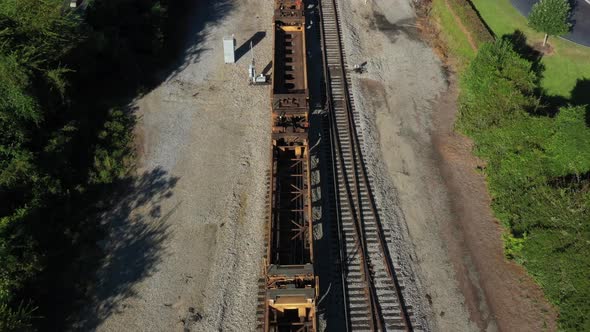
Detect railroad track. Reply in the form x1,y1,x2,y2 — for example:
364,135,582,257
318,0,415,330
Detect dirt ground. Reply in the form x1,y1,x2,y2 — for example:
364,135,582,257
339,0,557,331
431,80,558,332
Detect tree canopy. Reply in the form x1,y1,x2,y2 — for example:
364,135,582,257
528,0,571,46
459,39,538,131
0,0,170,329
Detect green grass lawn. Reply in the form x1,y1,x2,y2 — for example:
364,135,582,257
431,0,477,68
470,0,590,98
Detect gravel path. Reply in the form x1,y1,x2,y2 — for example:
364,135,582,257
73,0,273,331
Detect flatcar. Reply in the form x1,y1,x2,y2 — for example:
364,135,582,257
261,1,317,331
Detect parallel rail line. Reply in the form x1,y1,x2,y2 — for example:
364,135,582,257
317,0,414,330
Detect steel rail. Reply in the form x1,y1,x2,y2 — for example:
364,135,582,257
318,0,413,330
317,3,351,330
318,0,382,329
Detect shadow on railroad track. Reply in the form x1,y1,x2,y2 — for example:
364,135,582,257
305,1,349,330
68,167,179,330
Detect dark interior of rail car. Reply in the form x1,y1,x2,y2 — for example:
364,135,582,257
270,142,310,265
267,142,315,332
263,1,316,331
269,308,314,332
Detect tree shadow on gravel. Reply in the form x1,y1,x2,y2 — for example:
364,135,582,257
158,0,234,84
66,0,232,328
66,168,180,331
19,1,234,331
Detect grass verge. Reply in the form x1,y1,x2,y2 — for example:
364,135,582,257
430,0,493,68
430,0,476,67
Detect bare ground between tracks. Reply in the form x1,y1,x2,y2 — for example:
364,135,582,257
339,0,556,331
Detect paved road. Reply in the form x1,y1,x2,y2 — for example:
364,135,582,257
511,0,590,47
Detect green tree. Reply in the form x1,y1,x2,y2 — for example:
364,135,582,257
456,25,590,331
528,0,571,46
0,0,80,71
0,0,171,328
0,54,40,210
545,105,590,177
459,39,538,132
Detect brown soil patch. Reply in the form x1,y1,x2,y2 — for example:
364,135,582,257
532,42,555,55
431,78,558,331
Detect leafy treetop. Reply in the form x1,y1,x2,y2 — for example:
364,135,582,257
528,0,571,45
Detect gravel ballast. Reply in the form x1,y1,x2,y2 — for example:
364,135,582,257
336,0,478,330
75,0,274,331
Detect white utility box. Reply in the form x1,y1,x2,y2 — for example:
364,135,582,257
223,36,236,64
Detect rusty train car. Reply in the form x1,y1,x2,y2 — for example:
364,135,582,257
261,0,317,331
